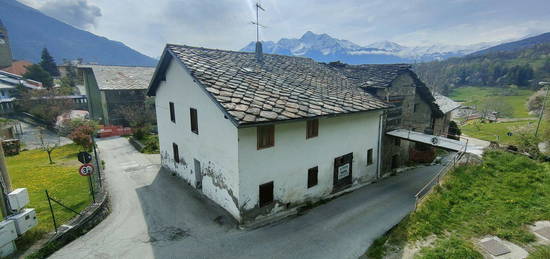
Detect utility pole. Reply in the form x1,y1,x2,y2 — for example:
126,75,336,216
535,82,550,137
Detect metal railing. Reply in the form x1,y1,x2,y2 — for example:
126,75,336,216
413,133,470,210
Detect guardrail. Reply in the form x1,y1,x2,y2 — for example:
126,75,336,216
413,133,470,210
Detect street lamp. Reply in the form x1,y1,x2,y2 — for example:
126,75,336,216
535,82,550,137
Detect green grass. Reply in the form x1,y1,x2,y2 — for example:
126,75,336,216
449,86,535,118
416,237,483,259
7,144,92,251
528,245,550,259
461,120,538,145
365,151,550,258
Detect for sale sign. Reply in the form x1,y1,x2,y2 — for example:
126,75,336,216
79,163,94,176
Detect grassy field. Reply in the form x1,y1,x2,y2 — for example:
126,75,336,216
7,144,92,250
449,86,535,118
366,151,550,258
461,120,538,145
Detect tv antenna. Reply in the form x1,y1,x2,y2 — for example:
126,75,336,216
251,1,266,42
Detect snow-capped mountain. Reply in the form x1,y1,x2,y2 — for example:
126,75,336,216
241,31,498,64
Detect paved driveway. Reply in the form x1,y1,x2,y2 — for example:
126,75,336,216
51,137,442,259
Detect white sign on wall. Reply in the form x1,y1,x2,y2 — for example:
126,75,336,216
337,164,350,180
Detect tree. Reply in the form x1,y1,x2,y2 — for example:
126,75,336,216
17,88,72,124
23,64,54,89
39,48,60,77
478,96,513,121
38,128,58,164
58,118,98,137
117,99,156,140
68,124,96,151
448,121,462,140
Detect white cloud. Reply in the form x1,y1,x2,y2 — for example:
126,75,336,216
17,0,550,57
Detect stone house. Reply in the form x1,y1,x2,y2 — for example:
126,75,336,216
147,44,456,223
79,65,155,126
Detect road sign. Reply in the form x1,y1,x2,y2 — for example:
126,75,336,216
79,163,94,176
77,152,92,164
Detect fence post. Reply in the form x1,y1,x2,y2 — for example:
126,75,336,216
88,175,96,204
45,190,58,233
91,135,102,188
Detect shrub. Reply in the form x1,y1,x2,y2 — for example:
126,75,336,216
68,125,96,151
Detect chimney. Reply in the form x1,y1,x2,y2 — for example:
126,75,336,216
255,41,263,62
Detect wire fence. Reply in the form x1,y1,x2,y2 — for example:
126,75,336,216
45,140,104,233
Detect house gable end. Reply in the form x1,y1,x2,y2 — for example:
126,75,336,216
148,46,240,128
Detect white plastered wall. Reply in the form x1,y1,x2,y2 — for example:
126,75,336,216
155,59,241,219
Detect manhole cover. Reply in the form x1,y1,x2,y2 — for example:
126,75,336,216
480,239,511,256
535,226,550,240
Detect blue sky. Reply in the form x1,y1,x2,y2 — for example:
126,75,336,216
18,0,550,57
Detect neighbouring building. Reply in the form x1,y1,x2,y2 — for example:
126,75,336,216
0,70,43,114
79,65,155,126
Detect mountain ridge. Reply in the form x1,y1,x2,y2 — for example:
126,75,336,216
0,0,157,66
241,31,497,64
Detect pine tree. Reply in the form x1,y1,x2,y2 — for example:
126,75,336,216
23,64,54,88
39,48,60,77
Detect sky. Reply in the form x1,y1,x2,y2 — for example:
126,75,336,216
17,0,550,58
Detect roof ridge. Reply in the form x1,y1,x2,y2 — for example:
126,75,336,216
166,43,315,61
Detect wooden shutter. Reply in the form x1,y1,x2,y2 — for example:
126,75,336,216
257,125,275,149
306,119,319,139
169,102,175,123
367,149,373,165
307,166,318,188
190,108,198,134
172,143,179,163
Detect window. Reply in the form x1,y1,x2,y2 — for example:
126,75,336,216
257,125,275,149
259,181,274,207
172,143,180,163
190,108,199,134
307,167,318,188
169,102,176,123
394,138,401,146
306,119,319,139
367,149,373,166
413,103,418,113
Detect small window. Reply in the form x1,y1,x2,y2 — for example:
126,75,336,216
307,167,318,188
367,149,373,166
190,108,199,134
257,125,275,149
259,181,274,207
169,102,176,123
172,143,180,163
413,103,418,113
306,119,319,139
394,138,401,146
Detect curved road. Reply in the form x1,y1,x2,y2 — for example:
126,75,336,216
51,137,441,259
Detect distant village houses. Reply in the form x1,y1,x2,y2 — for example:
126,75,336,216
78,65,155,126
147,43,459,224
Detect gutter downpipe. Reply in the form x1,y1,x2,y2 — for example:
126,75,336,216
376,110,385,180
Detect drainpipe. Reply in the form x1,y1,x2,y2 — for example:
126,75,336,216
376,110,385,179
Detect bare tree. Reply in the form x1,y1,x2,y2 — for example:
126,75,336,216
478,96,513,121
38,128,59,164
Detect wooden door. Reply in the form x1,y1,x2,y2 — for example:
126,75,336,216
333,153,353,191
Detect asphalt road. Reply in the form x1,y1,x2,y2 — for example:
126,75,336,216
51,137,442,259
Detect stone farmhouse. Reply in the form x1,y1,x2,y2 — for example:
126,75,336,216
79,65,155,126
147,43,457,223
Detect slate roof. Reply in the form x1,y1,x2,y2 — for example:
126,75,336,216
81,65,155,91
152,45,397,126
434,94,461,114
327,62,412,89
